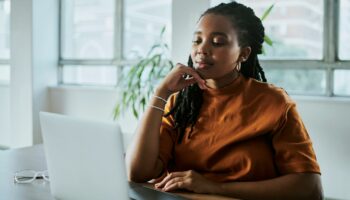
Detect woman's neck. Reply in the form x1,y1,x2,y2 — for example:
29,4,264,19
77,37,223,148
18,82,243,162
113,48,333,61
205,70,240,89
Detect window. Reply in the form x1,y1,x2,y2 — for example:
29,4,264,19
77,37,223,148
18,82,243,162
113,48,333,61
0,0,10,84
61,0,115,59
60,0,349,97
339,0,350,60
0,0,10,59
59,0,172,85
265,69,326,95
240,0,324,60
208,0,350,97
124,0,171,60
334,70,350,96
239,0,326,95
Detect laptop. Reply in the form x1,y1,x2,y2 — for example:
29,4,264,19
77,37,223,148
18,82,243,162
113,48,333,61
39,112,129,200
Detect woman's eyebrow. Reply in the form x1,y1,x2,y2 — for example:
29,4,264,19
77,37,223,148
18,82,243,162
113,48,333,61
211,32,228,38
193,31,228,38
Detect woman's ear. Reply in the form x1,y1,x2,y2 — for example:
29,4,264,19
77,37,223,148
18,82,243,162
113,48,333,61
239,47,251,62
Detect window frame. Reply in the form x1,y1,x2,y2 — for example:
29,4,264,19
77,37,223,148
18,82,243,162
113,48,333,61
0,0,10,85
57,0,125,86
58,0,350,97
0,60,9,64
260,0,349,97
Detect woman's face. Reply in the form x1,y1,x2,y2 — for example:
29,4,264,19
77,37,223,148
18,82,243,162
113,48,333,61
191,14,245,79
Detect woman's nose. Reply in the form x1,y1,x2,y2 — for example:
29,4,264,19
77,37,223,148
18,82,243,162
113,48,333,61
197,42,210,55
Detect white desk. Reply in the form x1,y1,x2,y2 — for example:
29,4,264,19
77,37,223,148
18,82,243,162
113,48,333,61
0,145,237,200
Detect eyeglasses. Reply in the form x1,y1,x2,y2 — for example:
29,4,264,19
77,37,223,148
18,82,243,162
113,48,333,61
14,170,49,184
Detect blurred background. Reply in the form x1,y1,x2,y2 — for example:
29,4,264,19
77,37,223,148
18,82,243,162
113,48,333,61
0,0,349,199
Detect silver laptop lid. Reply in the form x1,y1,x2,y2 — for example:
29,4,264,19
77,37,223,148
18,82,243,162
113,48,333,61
40,112,128,200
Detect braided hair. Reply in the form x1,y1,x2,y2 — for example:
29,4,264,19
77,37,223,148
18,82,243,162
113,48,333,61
165,2,267,143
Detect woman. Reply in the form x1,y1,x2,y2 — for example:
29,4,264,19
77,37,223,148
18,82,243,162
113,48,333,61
126,2,323,200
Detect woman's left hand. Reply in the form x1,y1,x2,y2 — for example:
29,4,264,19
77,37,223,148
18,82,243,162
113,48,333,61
154,170,217,193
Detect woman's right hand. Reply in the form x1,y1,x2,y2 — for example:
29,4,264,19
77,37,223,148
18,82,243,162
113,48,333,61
157,63,208,97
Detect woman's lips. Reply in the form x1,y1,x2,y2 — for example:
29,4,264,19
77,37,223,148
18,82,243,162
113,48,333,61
195,61,213,69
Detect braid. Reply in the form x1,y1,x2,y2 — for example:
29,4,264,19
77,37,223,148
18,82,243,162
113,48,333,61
165,56,203,144
166,2,267,143
241,55,267,82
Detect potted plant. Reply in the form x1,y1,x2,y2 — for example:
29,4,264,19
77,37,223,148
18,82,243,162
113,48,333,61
114,27,173,119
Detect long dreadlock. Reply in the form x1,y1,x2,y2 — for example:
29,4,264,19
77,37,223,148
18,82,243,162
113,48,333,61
165,2,267,143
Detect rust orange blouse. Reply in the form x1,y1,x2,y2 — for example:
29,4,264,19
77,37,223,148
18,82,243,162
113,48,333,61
158,74,320,182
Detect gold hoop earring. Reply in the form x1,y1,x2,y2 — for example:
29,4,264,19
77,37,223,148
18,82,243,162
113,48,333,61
236,62,241,72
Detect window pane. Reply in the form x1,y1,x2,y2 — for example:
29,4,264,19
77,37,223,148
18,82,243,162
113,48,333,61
264,69,326,95
61,0,115,59
0,0,10,59
334,70,350,96
62,66,117,85
214,0,324,60
124,0,171,60
0,65,10,84
339,0,350,60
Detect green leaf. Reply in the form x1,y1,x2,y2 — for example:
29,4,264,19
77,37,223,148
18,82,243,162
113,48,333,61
146,44,161,57
126,61,145,87
140,97,146,111
261,4,274,21
154,54,161,66
164,43,169,50
264,35,273,46
127,61,140,76
113,104,121,119
122,92,128,106
125,92,134,105
149,65,156,80
132,102,138,118
168,60,174,70
160,26,166,37
137,64,146,80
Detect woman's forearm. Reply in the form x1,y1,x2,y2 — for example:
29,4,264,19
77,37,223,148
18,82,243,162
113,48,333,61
126,64,207,182
125,88,171,182
212,173,323,200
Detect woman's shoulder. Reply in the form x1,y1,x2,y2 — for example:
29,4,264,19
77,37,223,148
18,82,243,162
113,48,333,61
164,92,179,112
244,77,294,106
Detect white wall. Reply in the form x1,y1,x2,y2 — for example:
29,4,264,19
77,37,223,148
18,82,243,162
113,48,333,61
9,0,58,147
48,86,137,150
296,97,350,199
10,0,34,147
